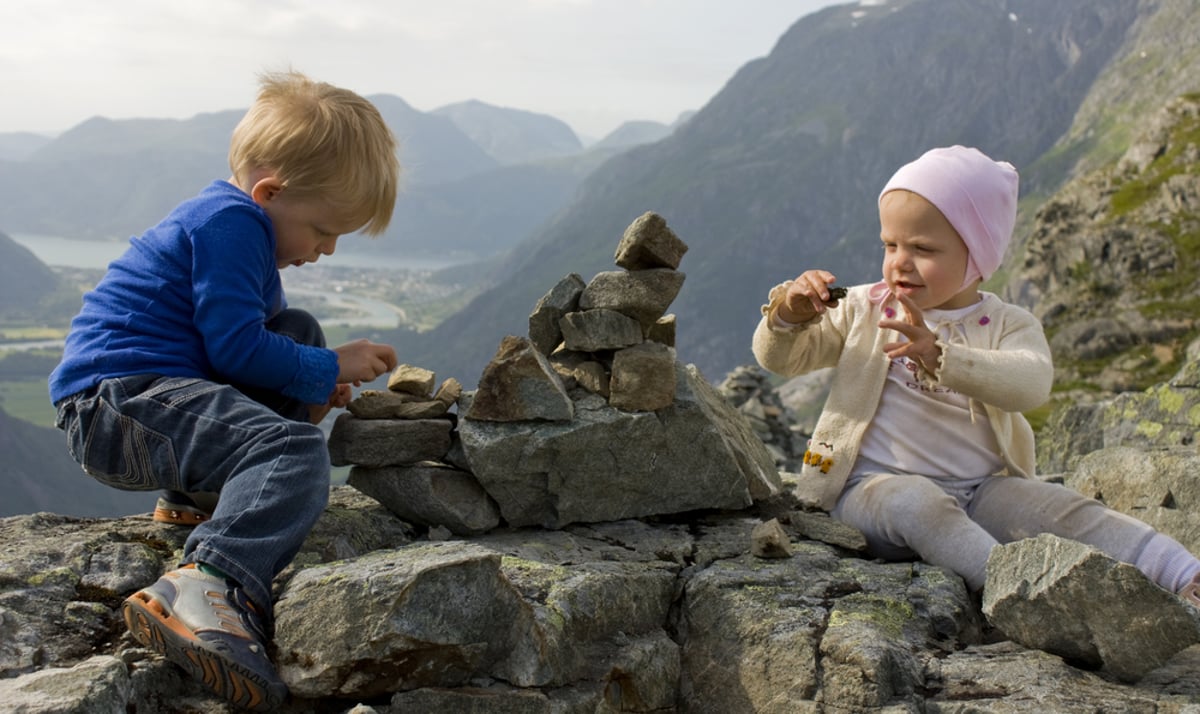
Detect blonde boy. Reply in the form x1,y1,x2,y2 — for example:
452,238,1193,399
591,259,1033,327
49,71,401,710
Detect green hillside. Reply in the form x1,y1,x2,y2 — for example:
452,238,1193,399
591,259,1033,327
0,405,154,518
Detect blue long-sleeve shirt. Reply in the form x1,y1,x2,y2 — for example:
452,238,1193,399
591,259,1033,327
49,180,338,405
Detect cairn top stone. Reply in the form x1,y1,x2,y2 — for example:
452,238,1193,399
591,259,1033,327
388,364,437,396
614,212,689,271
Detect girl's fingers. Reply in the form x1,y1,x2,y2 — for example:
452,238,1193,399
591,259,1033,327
894,292,924,324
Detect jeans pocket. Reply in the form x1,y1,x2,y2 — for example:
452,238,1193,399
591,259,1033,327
140,377,225,407
78,397,179,491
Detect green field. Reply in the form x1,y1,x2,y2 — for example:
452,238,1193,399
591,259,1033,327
0,379,57,427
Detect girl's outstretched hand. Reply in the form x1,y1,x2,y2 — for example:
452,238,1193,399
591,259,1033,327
879,292,941,373
779,269,842,323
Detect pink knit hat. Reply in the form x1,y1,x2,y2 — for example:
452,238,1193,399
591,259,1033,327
879,146,1019,287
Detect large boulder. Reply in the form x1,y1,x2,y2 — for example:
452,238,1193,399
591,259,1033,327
983,533,1200,682
457,362,781,528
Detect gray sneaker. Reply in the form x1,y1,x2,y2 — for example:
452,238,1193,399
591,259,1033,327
122,565,287,711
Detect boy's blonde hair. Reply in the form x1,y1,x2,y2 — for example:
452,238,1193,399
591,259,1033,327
229,70,400,236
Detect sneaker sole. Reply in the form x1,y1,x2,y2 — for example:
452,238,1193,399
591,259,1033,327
152,506,211,526
123,592,284,712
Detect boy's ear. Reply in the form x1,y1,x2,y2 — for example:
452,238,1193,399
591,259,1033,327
249,176,285,206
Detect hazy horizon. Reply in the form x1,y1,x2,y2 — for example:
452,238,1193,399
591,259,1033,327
0,0,845,139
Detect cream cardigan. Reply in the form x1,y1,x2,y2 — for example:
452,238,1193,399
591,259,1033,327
752,283,1053,510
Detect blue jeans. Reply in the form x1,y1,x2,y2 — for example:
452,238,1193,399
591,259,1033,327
53,309,331,616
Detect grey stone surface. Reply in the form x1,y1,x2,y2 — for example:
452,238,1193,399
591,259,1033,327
528,273,585,356
465,335,574,422
0,655,131,714
559,307,643,352
348,463,501,536
608,341,676,411
347,389,450,419
327,413,453,467
1066,445,1200,555
274,543,522,698
7,484,1200,711
578,269,686,330
983,533,1200,682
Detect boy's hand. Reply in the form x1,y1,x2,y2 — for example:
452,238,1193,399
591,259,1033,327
307,384,354,425
334,340,398,385
328,383,353,408
880,292,941,373
779,270,841,323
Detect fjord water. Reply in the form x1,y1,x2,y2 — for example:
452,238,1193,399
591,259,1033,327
10,233,458,272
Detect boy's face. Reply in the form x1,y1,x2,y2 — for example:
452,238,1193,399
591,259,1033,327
258,189,362,269
879,190,976,310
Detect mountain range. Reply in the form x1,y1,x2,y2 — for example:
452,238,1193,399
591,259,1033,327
400,0,1199,386
0,94,672,261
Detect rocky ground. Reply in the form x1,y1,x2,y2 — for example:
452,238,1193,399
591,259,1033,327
4,465,1200,713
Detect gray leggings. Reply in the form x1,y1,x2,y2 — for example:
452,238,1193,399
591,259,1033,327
831,472,1169,591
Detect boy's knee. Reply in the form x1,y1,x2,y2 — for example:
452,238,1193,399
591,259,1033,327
290,422,330,459
266,308,325,348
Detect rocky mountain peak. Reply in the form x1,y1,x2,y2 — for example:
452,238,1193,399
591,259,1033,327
1015,94,1200,397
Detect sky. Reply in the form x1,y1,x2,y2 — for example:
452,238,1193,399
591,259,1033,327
0,0,843,141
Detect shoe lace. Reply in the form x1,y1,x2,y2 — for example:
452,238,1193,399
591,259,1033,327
204,583,270,648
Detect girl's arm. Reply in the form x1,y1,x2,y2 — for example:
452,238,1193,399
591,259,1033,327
752,280,849,377
936,309,1053,413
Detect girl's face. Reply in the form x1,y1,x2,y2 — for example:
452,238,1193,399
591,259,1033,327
879,190,977,310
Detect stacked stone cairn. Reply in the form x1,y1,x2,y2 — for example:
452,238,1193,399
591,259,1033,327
496,209,688,415
717,365,808,471
329,211,783,534
328,366,503,536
